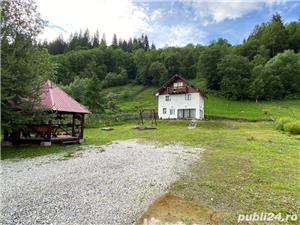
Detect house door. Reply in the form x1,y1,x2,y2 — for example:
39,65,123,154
178,109,184,118
178,109,196,119
189,109,196,118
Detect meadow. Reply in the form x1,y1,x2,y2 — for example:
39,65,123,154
102,84,300,120
2,84,300,223
2,120,299,223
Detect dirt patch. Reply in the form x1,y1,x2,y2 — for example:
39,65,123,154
133,126,157,130
136,193,227,225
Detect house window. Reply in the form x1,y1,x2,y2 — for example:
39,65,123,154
174,82,184,89
170,109,175,115
165,95,170,101
185,94,191,100
163,108,167,114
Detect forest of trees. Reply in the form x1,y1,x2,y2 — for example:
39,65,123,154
41,31,154,54
48,13,300,110
2,0,300,119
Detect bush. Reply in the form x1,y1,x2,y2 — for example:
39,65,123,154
102,72,128,88
122,90,130,99
283,121,300,134
275,117,294,131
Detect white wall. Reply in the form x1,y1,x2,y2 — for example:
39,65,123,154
157,93,204,119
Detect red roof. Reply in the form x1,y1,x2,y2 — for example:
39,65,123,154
40,80,90,114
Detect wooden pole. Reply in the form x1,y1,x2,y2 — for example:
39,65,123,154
151,109,155,126
139,110,144,126
47,120,52,141
72,113,75,136
154,109,157,126
80,114,84,139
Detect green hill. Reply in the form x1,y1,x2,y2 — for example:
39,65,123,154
101,84,300,120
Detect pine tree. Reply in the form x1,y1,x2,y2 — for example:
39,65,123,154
1,0,55,135
92,30,100,48
47,35,67,54
127,38,133,52
120,40,128,51
144,35,149,50
100,33,107,47
68,32,79,50
133,38,139,50
138,35,143,49
78,29,83,45
82,28,91,48
118,38,123,49
112,34,118,48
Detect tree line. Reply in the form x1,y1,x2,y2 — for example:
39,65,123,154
52,13,300,109
2,0,300,130
199,14,300,100
40,30,155,55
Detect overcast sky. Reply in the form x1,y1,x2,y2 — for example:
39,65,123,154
36,0,300,48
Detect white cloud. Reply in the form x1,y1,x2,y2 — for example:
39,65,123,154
155,24,207,47
36,0,153,42
186,0,288,24
36,0,293,46
151,9,162,21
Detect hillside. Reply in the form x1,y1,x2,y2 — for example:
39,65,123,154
100,84,300,120
48,14,300,115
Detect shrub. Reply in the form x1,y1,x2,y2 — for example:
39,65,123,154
275,117,294,131
283,121,300,134
102,72,128,88
122,90,130,99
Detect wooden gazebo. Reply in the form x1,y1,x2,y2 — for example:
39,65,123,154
7,80,90,145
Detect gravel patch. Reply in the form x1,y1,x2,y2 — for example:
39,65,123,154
0,139,203,225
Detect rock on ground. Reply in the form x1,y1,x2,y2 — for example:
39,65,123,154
0,140,202,225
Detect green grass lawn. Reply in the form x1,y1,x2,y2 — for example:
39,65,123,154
2,120,299,223
114,85,300,120
205,95,300,120
117,86,158,112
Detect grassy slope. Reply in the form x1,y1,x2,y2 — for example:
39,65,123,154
2,121,299,223
111,84,300,120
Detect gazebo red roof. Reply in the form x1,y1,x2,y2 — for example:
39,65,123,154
40,80,90,114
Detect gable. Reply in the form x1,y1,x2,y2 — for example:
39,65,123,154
156,74,205,97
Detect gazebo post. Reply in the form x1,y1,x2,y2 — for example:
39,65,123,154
2,130,12,146
41,120,52,146
79,114,84,143
47,120,52,141
72,113,76,137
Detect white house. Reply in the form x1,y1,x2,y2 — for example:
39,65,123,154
156,74,205,120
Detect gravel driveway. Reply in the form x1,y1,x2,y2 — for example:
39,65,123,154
1,140,202,225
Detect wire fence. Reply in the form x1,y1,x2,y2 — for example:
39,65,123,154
85,112,157,127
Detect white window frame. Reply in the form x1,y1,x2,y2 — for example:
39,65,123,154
163,108,167,114
165,95,171,101
185,93,191,100
174,82,183,89
170,109,175,115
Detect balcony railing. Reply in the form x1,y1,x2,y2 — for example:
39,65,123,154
167,86,188,94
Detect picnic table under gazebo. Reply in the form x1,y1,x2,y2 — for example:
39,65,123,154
4,80,90,145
